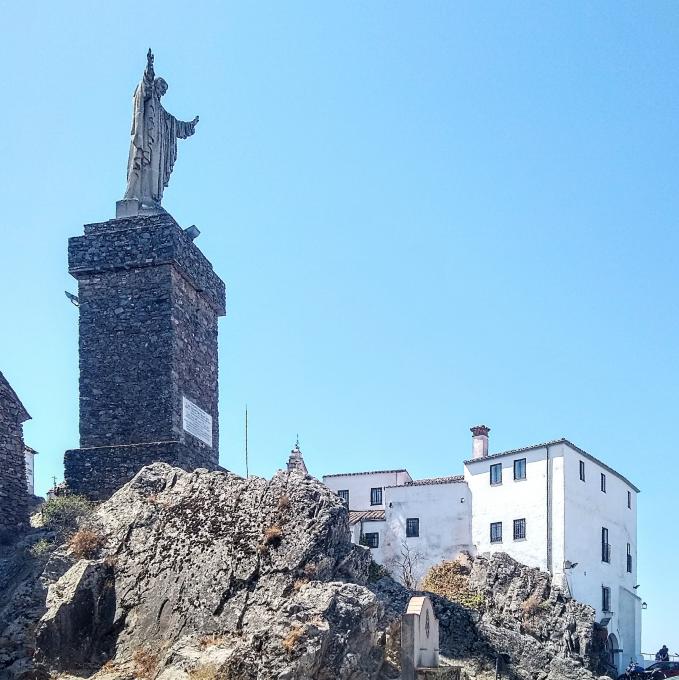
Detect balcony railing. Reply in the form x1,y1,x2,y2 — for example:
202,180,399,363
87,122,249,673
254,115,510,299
602,543,612,563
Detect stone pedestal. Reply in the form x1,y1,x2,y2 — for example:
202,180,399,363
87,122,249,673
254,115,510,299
65,212,226,500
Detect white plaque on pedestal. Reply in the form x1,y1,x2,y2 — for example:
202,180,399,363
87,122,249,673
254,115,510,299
182,396,213,447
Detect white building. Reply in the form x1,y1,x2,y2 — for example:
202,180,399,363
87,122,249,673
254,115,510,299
24,445,37,496
322,426,641,673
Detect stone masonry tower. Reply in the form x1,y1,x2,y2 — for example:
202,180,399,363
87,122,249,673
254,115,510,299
65,213,226,500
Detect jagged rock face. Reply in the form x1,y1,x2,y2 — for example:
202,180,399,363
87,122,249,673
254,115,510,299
469,554,606,680
35,463,382,679
371,554,607,680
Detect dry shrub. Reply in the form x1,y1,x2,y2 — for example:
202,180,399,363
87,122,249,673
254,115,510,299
198,634,226,649
103,554,118,568
133,648,159,679
68,529,104,559
421,559,485,610
292,578,308,592
281,624,306,655
521,591,544,618
189,664,222,679
263,524,283,546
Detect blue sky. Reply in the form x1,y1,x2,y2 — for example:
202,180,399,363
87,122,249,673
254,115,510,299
0,0,677,655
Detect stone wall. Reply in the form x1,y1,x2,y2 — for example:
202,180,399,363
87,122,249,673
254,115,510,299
0,373,29,537
65,212,226,500
77,265,175,448
64,442,218,501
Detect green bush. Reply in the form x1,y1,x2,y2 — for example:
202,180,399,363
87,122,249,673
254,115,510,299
368,559,389,583
42,495,93,537
29,538,53,557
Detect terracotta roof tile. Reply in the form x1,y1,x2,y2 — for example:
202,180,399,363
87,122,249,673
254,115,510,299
348,509,386,525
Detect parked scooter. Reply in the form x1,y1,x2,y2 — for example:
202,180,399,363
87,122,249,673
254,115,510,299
620,659,647,680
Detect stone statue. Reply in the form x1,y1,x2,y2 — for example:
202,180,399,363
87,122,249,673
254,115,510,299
118,49,199,216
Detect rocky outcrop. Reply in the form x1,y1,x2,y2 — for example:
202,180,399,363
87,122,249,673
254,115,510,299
34,463,383,679
0,464,609,680
469,553,602,679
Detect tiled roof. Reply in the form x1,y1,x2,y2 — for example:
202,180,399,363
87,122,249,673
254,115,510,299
348,509,386,525
323,469,409,479
464,438,640,493
405,475,464,486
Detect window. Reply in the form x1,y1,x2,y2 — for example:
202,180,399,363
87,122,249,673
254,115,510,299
490,522,503,543
627,490,632,509
601,527,610,563
370,487,383,506
579,460,586,482
601,473,606,493
602,586,611,612
363,532,379,549
338,490,349,506
513,458,526,481
490,463,502,486
627,543,633,573
406,518,419,538
513,518,526,540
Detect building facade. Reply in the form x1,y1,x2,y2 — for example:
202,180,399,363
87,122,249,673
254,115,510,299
0,371,30,538
24,445,38,496
322,426,641,672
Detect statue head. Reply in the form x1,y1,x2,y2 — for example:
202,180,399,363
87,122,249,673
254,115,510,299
154,77,169,98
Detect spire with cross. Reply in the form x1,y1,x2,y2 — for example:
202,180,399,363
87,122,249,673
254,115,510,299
287,435,308,475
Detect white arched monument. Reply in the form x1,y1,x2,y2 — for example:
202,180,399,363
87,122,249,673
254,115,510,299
401,595,440,679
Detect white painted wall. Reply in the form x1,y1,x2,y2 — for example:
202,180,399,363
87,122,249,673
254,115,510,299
322,470,412,509
465,444,567,573
561,447,640,668
353,518,386,563
382,481,472,586
24,449,35,496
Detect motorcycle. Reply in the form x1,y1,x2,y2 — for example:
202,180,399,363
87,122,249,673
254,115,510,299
620,659,648,680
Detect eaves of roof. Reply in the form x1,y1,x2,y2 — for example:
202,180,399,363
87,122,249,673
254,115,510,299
464,438,640,493
385,474,465,488
323,469,409,479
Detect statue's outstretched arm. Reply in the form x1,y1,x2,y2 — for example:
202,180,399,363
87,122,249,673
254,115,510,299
175,115,199,139
143,49,155,90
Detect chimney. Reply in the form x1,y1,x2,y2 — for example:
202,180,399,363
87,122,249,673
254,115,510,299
470,425,490,459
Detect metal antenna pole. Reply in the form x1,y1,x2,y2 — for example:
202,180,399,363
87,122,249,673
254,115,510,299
245,406,249,478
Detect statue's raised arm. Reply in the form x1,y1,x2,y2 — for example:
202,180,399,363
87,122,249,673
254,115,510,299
143,49,155,90
120,50,199,216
